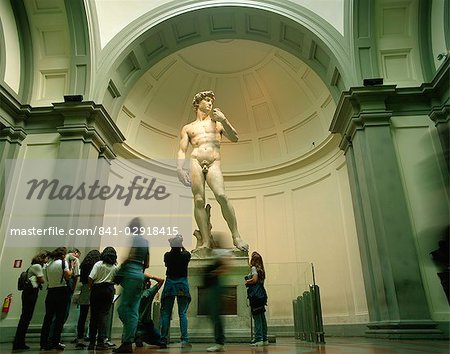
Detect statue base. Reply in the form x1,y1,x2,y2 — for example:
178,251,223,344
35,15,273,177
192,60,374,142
190,247,248,259
185,252,252,342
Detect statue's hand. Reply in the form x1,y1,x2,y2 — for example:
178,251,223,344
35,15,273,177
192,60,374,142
212,108,226,123
177,169,191,187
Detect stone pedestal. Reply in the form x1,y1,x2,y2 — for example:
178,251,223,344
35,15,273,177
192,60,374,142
186,254,252,342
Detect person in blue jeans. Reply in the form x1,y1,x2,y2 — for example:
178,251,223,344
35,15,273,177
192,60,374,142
159,235,191,348
245,251,268,347
114,218,150,353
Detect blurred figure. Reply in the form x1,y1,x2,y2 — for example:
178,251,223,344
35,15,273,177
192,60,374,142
114,217,150,353
135,275,165,347
40,247,72,351
245,251,268,347
430,226,450,304
13,251,48,351
73,249,101,348
88,247,118,350
204,249,231,352
159,235,191,348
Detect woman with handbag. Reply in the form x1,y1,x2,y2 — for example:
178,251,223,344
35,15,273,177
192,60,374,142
245,251,268,347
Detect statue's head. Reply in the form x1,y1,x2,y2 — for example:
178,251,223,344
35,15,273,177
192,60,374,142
192,90,215,111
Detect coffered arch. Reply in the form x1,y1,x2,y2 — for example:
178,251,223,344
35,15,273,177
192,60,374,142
93,4,355,119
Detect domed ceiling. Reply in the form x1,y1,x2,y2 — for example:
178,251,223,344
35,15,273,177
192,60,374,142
117,39,336,175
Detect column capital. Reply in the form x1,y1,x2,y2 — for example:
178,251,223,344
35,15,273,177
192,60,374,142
0,125,27,145
429,105,450,125
331,86,396,152
54,101,124,145
53,101,124,159
331,59,449,152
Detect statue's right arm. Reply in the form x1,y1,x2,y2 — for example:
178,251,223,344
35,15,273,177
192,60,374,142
177,126,191,187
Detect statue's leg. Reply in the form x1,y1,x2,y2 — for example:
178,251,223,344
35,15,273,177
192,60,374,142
206,164,249,252
191,160,211,248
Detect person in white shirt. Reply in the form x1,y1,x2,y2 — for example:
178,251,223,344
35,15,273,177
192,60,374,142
13,251,48,350
87,247,118,350
39,247,72,350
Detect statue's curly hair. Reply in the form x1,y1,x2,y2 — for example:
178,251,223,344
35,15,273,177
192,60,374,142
192,90,215,111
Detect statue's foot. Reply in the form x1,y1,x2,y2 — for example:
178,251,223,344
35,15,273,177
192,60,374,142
193,230,208,249
193,243,211,250
233,237,249,252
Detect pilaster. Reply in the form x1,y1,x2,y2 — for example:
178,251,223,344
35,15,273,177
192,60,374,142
331,85,444,338
429,105,450,172
0,124,27,237
50,101,124,247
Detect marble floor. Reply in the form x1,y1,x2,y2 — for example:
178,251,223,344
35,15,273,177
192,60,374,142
3,337,450,354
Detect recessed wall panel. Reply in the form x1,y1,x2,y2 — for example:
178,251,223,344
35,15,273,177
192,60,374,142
220,140,253,166
382,50,413,81
284,114,323,154
40,71,66,100
135,122,177,159
252,103,274,131
259,134,280,161
263,192,294,263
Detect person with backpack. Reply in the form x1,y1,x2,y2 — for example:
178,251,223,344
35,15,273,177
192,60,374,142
12,251,48,351
39,247,73,351
245,251,268,347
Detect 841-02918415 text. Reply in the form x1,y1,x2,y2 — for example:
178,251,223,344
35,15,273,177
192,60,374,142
8,225,180,237
98,226,180,236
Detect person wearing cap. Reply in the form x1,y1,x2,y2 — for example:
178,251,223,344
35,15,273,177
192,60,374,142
159,235,191,348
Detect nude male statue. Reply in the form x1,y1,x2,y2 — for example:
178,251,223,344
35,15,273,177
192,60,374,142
177,90,249,252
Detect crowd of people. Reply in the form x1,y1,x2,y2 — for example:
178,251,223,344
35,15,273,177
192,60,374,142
13,220,268,353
